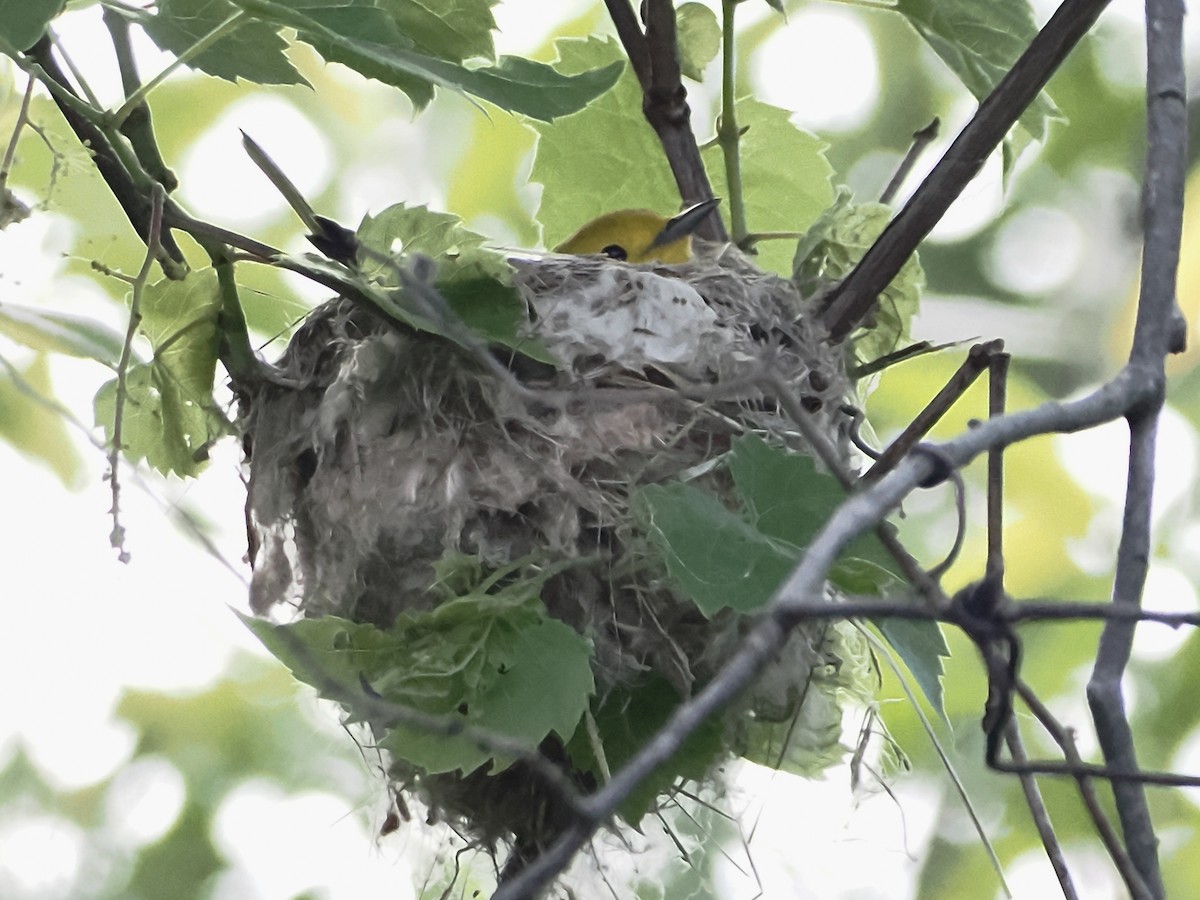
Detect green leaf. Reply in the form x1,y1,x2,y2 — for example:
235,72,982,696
636,482,796,617
893,0,1062,165
228,0,620,119
728,436,947,711
730,433,847,549
0,354,83,487
446,617,594,763
566,676,725,825
93,269,230,477
532,38,681,249
285,2,436,109
793,189,924,365
376,0,498,63
533,46,833,270
240,580,594,776
357,203,506,283
0,0,64,52
875,617,947,719
676,3,721,82
137,0,307,86
0,302,126,366
729,434,885,566
355,203,553,360
702,98,835,275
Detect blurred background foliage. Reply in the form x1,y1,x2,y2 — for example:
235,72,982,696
3,0,1200,897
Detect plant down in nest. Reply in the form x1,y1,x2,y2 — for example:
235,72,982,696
238,204,910,872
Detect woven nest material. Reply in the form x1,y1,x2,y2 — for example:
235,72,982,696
242,247,859,863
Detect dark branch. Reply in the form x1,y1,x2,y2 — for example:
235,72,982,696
821,0,1113,340
102,7,178,192
24,36,187,273
1004,724,1078,900
605,0,726,240
863,340,1003,483
879,117,940,205
1083,0,1187,894
1017,683,1154,900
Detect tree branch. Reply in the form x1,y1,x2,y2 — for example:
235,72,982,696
1083,2,1187,894
1004,724,1078,900
821,0,1113,340
23,36,188,274
1016,683,1153,899
605,0,726,240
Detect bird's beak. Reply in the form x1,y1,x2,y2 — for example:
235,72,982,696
649,197,722,249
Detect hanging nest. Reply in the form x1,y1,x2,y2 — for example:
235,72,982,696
241,244,865,869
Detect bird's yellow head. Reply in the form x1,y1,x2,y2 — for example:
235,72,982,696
553,198,721,264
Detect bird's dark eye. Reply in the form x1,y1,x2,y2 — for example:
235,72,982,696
601,244,628,261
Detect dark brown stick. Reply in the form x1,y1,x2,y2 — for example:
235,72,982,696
821,0,1113,340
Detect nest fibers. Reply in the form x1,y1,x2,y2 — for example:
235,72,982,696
243,246,860,862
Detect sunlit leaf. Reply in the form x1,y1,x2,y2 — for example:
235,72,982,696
893,0,1062,167
677,2,721,82
378,0,499,63
93,270,230,477
532,38,680,249
0,302,126,366
0,354,83,486
702,97,835,274
355,203,552,358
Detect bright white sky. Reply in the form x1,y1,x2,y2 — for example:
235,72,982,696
0,1,1192,898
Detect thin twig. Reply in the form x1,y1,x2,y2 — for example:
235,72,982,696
0,75,35,192
863,340,1003,482
1003,723,1077,899
718,0,746,242
108,183,166,563
22,37,188,274
603,0,650,85
879,118,940,205
0,350,245,581
46,27,103,108
986,351,1010,574
1017,683,1153,900
110,11,246,127
103,6,178,191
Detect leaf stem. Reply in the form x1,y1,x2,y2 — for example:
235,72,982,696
111,11,246,127
47,28,104,108
719,0,746,243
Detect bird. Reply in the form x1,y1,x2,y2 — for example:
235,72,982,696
553,197,721,264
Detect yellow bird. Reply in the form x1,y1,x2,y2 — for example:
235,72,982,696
554,197,721,264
